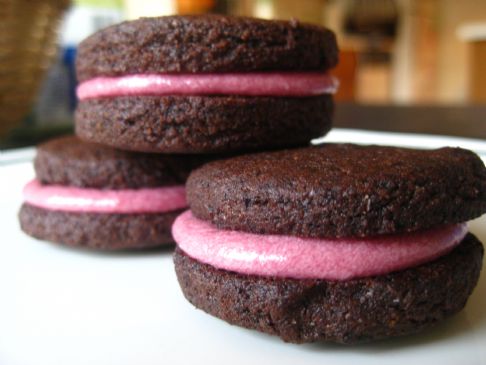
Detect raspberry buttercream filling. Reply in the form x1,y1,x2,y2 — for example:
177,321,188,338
172,210,468,280
23,179,187,214
77,72,339,99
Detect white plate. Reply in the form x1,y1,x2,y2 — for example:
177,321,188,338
1,129,486,365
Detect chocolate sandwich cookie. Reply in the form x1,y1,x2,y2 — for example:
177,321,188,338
19,135,210,250
75,15,339,153
173,144,486,344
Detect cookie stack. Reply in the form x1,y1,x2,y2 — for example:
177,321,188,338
19,15,339,250
18,14,486,345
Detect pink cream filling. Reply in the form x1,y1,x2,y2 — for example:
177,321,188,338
76,72,339,100
172,210,468,280
23,179,187,214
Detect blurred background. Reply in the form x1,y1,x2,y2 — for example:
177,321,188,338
1,0,486,149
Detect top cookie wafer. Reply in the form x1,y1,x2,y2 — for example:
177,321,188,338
35,135,216,189
187,144,486,237
76,15,338,81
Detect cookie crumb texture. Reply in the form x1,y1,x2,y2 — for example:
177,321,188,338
174,234,483,344
187,144,486,236
76,15,338,82
19,203,182,250
75,95,333,153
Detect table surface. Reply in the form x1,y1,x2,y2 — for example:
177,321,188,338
1,129,486,365
334,103,486,140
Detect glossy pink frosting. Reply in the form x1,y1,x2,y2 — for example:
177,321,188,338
23,179,187,214
77,72,339,99
172,210,467,280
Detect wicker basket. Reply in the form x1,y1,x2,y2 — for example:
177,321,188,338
0,0,69,139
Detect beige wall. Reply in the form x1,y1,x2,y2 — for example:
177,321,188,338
376,0,486,104
436,0,486,103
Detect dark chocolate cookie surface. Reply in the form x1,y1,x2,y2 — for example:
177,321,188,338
174,234,483,344
75,95,333,153
35,135,213,188
187,144,486,237
19,203,182,250
76,15,338,82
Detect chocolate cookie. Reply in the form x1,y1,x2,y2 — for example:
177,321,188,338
173,143,486,344
76,15,338,81
75,95,333,153
75,15,338,153
174,234,483,344
187,144,486,237
19,204,183,250
19,135,207,250
35,135,215,188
